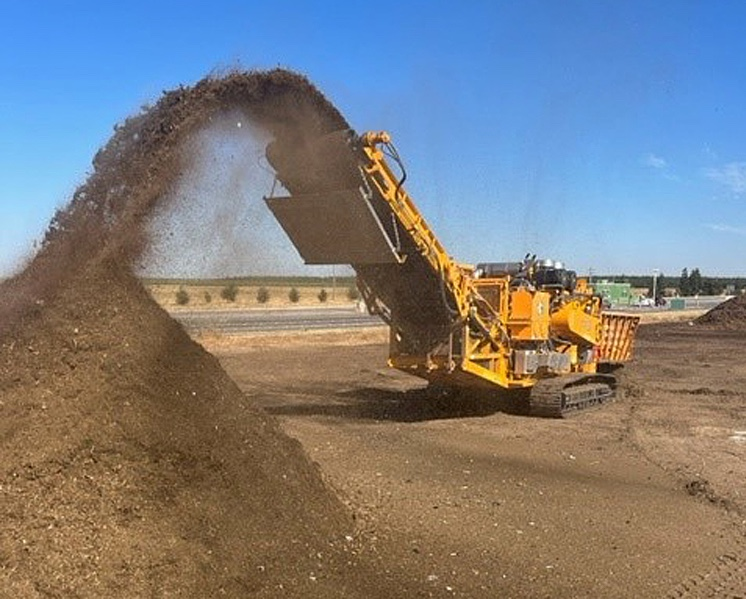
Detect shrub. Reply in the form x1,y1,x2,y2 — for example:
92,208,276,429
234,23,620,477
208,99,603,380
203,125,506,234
256,287,270,304
175,287,190,306
317,288,328,303
288,287,300,303
221,283,238,302
346,285,360,301
203,291,212,304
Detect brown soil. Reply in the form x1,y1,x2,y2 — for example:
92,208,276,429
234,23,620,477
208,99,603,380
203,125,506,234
0,266,367,597
0,70,420,597
696,294,746,329
215,323,746,598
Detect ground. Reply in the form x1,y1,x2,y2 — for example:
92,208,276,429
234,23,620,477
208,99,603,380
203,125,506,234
4,277,743,597
211,322,746,598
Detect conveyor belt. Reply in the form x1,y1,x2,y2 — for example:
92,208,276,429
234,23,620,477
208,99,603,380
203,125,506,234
265,129,460,351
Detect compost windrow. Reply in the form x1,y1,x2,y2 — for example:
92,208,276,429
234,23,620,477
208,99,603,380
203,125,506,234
0,70,408,598
696,293,746,329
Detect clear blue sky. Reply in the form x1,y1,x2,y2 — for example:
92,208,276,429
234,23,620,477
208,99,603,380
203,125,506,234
2,0,746,278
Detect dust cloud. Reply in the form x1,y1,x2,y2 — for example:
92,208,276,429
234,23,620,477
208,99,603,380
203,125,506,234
0,70,381,598
140,111,306,278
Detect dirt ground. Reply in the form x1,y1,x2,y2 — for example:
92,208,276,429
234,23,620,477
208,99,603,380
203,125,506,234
213,322,746,598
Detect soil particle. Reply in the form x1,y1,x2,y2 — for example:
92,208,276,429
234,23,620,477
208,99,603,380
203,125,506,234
0,70,415,598
0,69,348,338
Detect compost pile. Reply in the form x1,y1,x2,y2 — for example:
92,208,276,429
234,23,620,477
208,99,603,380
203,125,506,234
695,293,746,329
0,70,388,598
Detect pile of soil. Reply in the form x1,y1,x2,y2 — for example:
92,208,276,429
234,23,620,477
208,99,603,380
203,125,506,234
0,70,391,597
695,293,746,329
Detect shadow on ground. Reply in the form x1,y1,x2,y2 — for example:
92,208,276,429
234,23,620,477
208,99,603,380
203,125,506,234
262,385,532,423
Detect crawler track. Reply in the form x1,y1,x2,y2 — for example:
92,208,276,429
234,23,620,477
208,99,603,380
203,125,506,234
529,373,618,418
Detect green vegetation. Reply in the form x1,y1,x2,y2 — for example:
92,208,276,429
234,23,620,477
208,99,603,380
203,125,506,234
346,285,360,301
220,284,239,302
256,287,270,304
175,287,190,305
317,288,328,303
288,287,300,303
203,291,212,303
679,267,703,296
597,271,745,296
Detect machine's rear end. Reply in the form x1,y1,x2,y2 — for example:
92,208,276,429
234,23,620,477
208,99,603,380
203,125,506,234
264,129,640,417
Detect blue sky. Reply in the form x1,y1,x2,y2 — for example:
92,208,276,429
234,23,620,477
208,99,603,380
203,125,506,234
2,0,746,278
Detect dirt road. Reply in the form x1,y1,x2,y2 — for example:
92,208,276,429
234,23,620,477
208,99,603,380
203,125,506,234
213,323,745,598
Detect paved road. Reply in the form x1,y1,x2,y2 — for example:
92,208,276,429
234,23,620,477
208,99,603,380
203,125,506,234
172,306,384,334
174,295,731,334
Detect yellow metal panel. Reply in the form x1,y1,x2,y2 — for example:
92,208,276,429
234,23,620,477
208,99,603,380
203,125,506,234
598,313,640,362
550,299,601,345
508,289,550,340
533,292,550,339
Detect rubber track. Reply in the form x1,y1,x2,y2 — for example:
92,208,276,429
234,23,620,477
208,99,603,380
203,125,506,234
529,374,617,418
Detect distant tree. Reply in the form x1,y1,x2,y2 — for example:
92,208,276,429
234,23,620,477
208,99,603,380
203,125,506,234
701,279,719,295
256,287,270,304
346,285,360,301
221,283,239,302
288,287,300,303
175,287,190,306
689,268,702,295
317,288,328,303
204,291,212,304
679,268,690,296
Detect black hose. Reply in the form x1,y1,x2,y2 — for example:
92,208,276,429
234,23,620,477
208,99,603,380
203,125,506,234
382,142,407,201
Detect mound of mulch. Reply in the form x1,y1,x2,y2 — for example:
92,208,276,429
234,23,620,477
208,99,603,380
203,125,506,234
695,294,746,329
0,70,409,598
0,265,359,597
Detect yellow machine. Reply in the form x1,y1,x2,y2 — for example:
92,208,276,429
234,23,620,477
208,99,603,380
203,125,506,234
265,130,639,417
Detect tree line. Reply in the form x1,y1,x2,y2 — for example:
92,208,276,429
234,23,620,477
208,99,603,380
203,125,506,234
597,270,745,297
